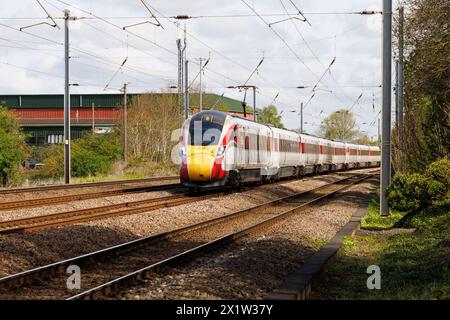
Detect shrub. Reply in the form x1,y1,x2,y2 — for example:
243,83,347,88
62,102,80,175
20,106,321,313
387,173,446,212
425,157,450,191
0,107,27,187
77,132,122,162
38,132,122,179
41,152,64,178
71,147,111,177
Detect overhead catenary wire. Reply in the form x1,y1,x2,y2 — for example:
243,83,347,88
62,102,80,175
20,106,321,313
1,0,381,135
278,0,357,107
0,20,174,85
0,11,383,20
103,57,128,90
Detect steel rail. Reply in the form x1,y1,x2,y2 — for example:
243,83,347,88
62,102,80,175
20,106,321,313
69,173,373,300
0,183,182,211
0,176,179,195
0,171,363,234
0,189,230,235
0,172,374,299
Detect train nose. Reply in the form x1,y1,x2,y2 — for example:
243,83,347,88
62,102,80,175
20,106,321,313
186,147,217,181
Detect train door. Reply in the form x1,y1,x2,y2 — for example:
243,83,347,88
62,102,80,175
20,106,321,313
280,134,286,166
243,126,250,165
326,142,333,164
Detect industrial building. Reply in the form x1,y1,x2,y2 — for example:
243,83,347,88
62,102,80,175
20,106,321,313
0,93,252,145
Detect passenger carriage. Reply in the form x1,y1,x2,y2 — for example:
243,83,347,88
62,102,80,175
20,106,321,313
180,110,380,188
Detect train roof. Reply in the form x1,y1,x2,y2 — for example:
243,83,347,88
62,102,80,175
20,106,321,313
193,110,379,149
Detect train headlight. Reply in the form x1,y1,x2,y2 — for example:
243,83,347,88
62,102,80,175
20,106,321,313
216,145,226,157
179,146,187,157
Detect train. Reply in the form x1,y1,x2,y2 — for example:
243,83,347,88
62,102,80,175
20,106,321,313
179,110,380,188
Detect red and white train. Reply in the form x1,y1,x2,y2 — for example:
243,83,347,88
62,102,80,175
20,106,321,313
179,110,380,188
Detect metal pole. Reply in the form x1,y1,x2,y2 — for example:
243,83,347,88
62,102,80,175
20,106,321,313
184,60,189,119
91,102,95,133
177,39,183,110
395,60,399,125
300,102,303,133
199,58,203,112
378,117,381,143
63,9,71,185
380,0,392,216
252,86,256,122
398,6,404,140
123,83,128,163
341,111,345,142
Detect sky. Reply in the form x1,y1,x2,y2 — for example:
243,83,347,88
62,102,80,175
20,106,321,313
0,0,400,138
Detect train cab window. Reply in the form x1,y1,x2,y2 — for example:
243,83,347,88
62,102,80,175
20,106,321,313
188,111,225,146
245,136,250,150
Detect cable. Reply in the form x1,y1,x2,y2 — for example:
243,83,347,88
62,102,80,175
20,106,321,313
0,11,382,20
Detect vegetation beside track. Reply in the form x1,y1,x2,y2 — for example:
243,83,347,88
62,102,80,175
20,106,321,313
312,196,449,300
312,158,450,300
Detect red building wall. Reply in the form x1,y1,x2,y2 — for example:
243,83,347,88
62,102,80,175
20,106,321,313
11,108,122,125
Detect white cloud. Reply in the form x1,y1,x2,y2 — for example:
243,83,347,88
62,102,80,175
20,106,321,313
0,0,397,137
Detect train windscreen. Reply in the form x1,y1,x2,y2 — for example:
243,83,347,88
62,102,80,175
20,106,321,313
188,111,226,146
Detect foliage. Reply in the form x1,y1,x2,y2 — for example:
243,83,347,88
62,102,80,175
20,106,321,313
257,105,284,128
41,148,64,178
124,93,183,162
0,106,27,187
362,197,406,230
425,157,450,190
351,132,379,146
40,132,122,178
71,147,111,177
76,132,122,163
313,195,450,300
318,109,359,141
392,0,450,173
29,145,62,163
395,196,450,230
386,173,445,212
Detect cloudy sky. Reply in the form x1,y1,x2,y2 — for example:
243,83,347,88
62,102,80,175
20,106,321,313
0,0,399,138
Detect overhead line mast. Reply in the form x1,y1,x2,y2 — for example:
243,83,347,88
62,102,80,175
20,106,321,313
380,0,392,216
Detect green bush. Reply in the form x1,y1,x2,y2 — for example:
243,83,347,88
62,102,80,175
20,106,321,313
41,151,64,178
38,132,122,179
387,173,445,212
0,107,27,187
71,147,111,177
425,157,450,191
77,132,122,162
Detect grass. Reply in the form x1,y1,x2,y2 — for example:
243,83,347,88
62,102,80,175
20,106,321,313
24,161,179,185
312,197,450,300
361,198,406,229
311,238,328,249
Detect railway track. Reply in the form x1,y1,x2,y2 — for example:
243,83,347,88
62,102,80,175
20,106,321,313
0,190,220,235
0,171,372,234
0,182,183,211
0,172,375,300
0,176,179,195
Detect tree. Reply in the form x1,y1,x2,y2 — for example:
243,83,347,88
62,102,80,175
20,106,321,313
352,132,379,146
318,109,359,141
0,106,26,187
257,105,284,128
123,93,183,162
392,0,450,173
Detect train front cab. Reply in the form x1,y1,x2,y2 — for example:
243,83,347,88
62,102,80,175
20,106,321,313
180,111,231,188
